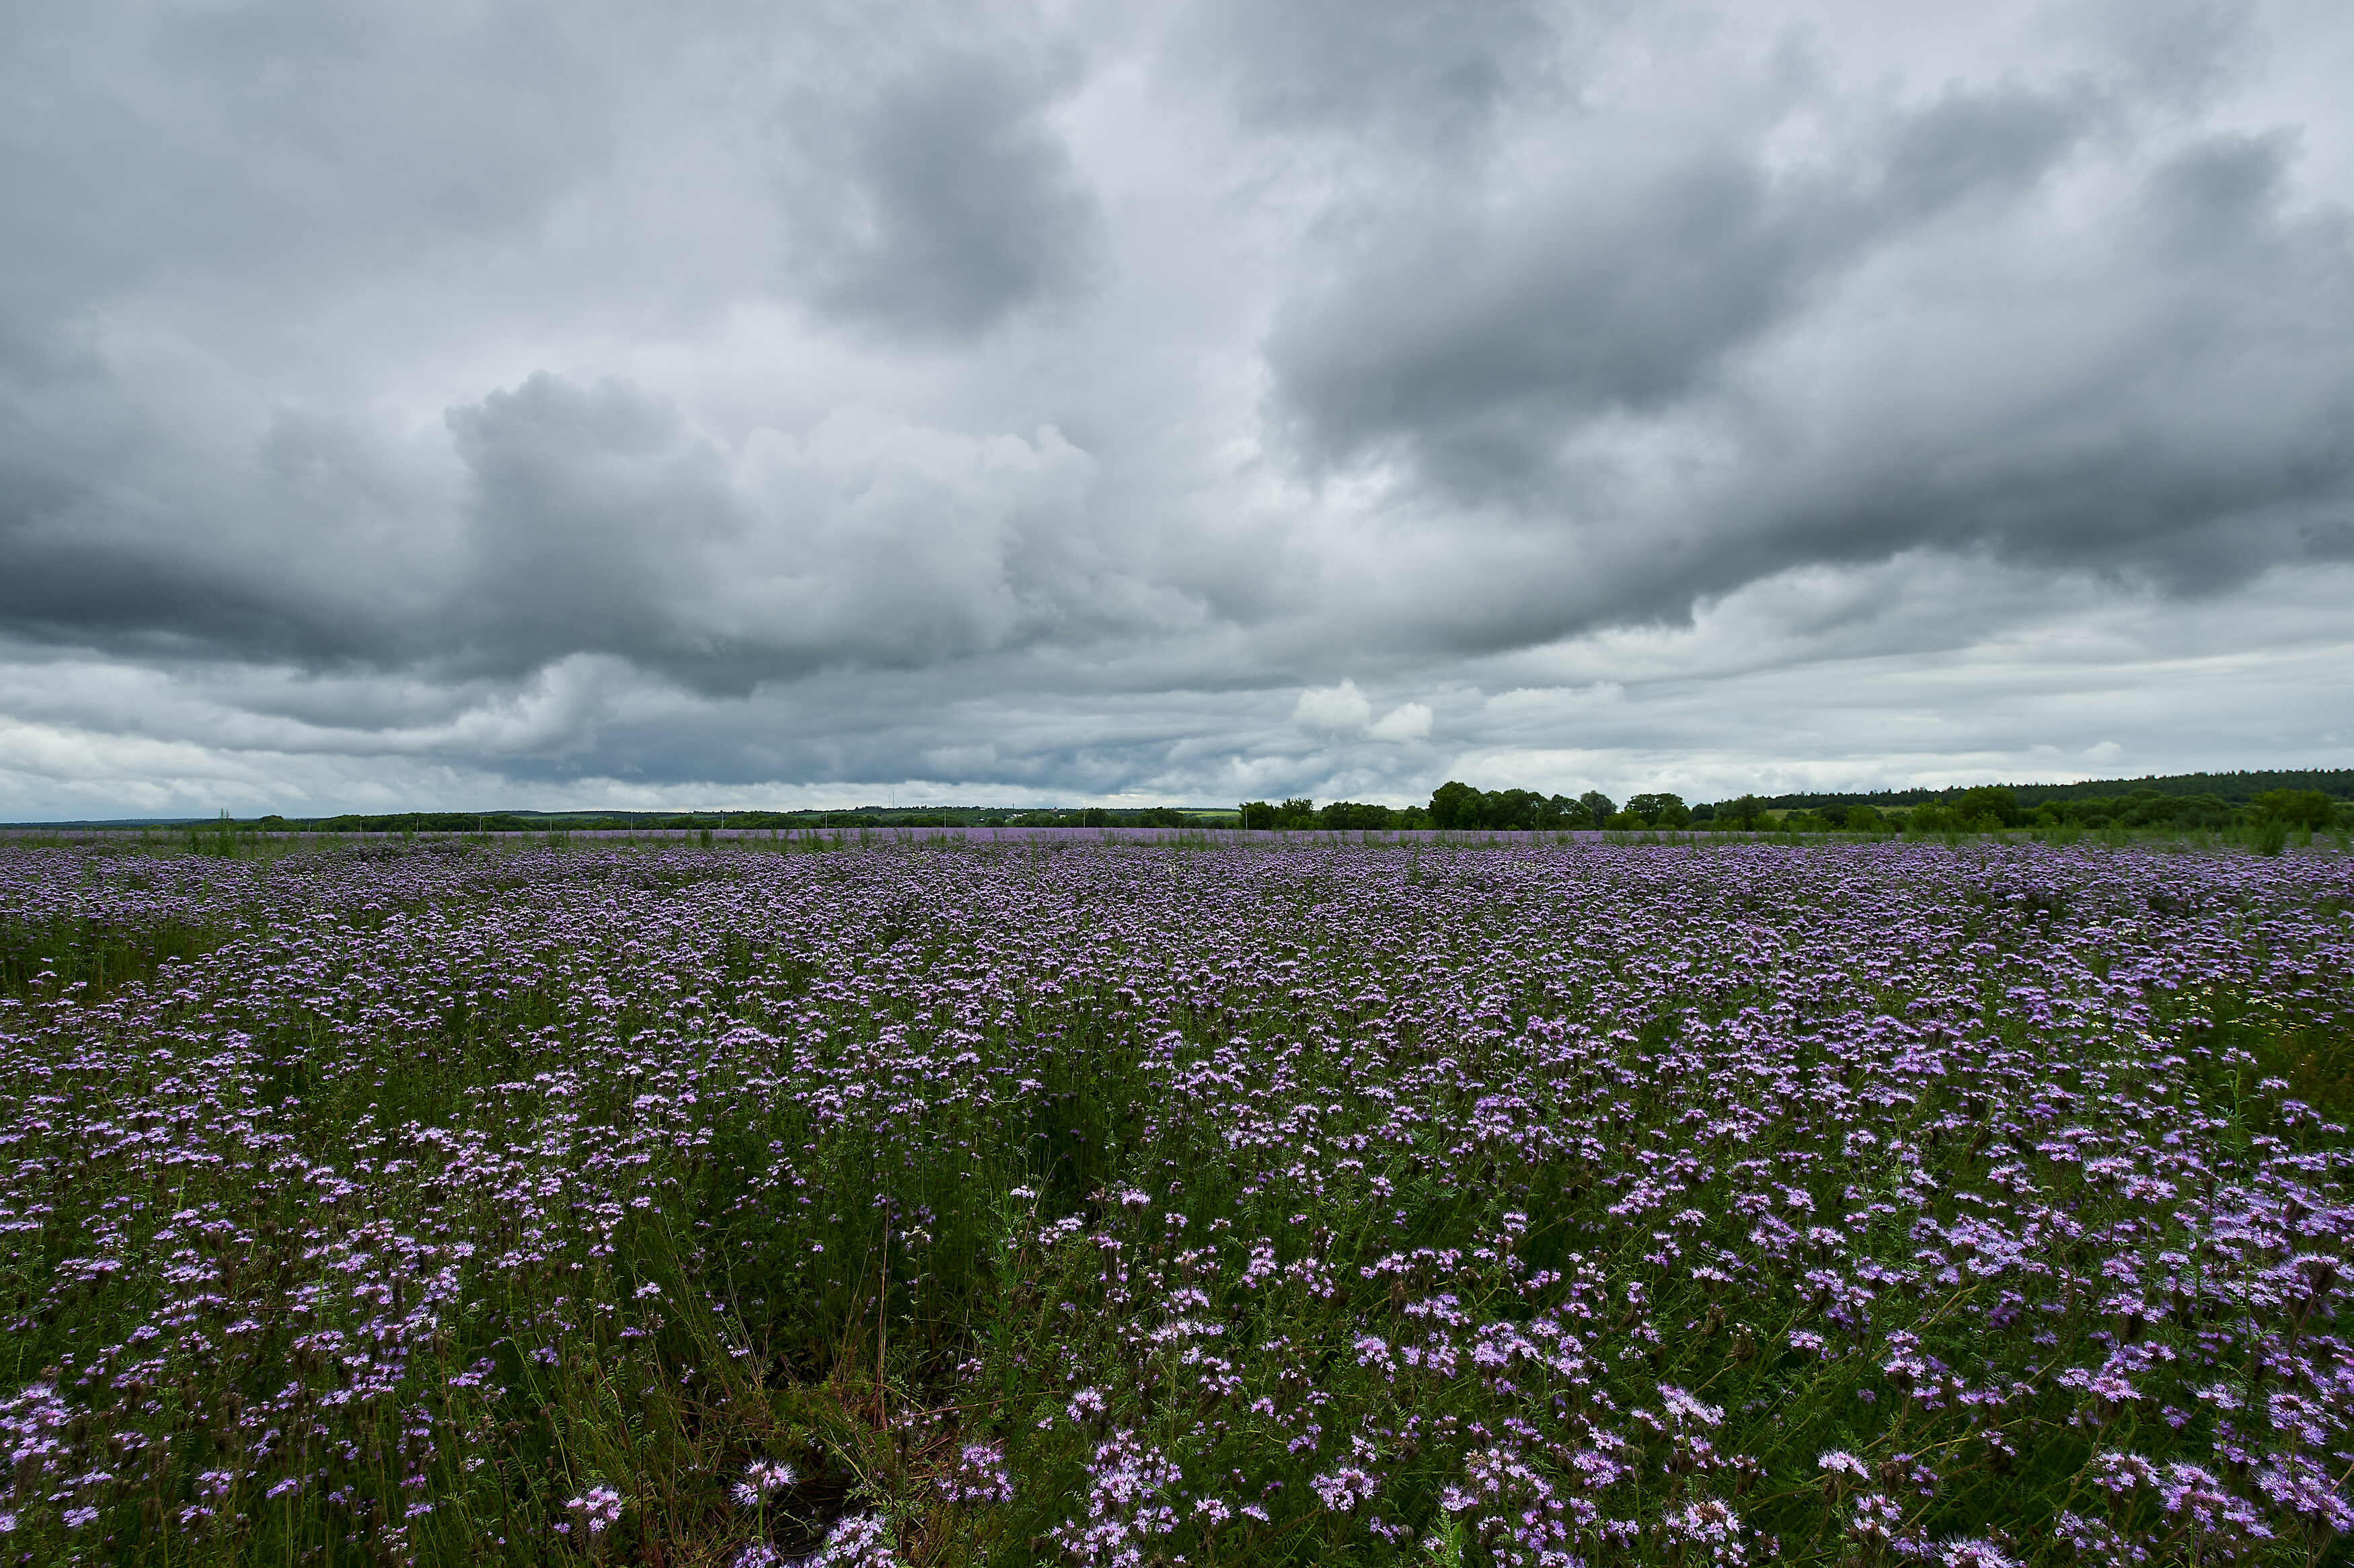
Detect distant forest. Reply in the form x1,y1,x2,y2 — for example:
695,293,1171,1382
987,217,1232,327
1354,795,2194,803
1338,769,2353,834
19,766,2351,834
1753,767,2354,811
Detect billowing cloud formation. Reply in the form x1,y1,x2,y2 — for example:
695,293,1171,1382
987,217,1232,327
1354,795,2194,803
775,46,1100,340
1,0,2351,816
447,376,1155,685
1293,680,1373,733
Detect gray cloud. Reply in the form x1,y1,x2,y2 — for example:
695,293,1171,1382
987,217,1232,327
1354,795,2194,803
2076,0,2256,106
777,48,1100,340
1,0,2351,814
1750,132,2354,582
1266,93,2354,658
0,352,455,668
450,376,738,676
1180,0,1559,147
1268,83,2097,492
0,2,624,319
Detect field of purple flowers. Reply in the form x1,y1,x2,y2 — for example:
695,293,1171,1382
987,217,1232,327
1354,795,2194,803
2,834,2352,1567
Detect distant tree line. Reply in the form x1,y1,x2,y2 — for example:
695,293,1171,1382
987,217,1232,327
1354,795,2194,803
1237,787,1679,832
1237,799,1432,831
1747,786,2344,834
189,775,2353,839
1398,783,2349,834
1232,782,2351,836
1749,767,2354,814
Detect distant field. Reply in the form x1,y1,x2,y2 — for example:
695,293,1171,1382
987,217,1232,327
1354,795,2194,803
1,836,2350,1565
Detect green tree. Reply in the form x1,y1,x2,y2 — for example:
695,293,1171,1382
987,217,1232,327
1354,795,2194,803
1320,801,1394,830
1577,790,1614,827
1429,781,1487,830
2251,789,2339,830
1624,792,1688,828
1952,785,2022,828
1716,795,1767,830
1486,789,1547,830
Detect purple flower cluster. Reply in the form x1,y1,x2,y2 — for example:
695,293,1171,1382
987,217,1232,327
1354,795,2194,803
0,834,2348,1563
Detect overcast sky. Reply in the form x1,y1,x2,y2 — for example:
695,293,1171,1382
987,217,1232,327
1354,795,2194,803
3,0,2352,816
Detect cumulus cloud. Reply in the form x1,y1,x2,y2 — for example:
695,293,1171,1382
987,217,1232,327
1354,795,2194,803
447,375,1151,686
1369,701,1433,743
1293,679,1373,732
1,0,2350,815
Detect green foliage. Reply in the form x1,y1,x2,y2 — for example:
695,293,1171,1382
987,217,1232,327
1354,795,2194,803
1715,795,1767,830
1429,781,1484,830
2252,789,2341,830
1428,783,1591,831
2045,791,2235,832
1952,785,2023,828
1907,803,1967,834
0,911,238,1001
1623,793,1689,828
1320,800,1395,830
1240,799,1323,830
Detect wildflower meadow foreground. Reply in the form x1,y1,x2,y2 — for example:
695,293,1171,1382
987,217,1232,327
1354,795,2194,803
3,832,2352,1567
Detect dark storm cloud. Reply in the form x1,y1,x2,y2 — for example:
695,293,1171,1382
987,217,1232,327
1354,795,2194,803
439,370,1160,693
0,0,640,671
778,49,1100,340
1268,84,2095,492
1746,131,2354,584
0,1,1113,691
1268,87,2354,651
1,0,2351,815
449,376,739,678
0,532,322,664
0,350,1151,698
0,352,447,667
